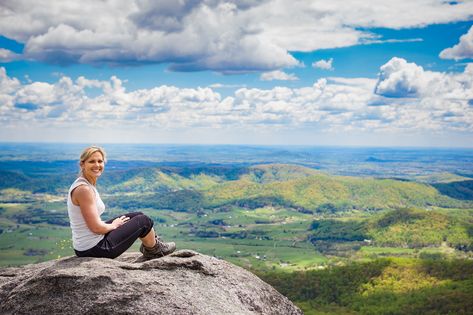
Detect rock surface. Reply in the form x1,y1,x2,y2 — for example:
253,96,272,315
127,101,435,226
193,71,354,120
0,250,302,315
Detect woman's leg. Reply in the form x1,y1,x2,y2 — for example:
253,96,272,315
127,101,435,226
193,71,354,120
118,213,176,259
140,227,156,247
107,212,156,247
105,211,147,223
77,212,154,259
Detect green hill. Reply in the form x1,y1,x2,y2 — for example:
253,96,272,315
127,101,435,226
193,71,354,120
204,165,471,212
258,257,473,315
243,164,322,183
309,207,473,249
414,172,472,184
433,180,473,201
103,168,222,193
1,162,473,315
2,164,471,213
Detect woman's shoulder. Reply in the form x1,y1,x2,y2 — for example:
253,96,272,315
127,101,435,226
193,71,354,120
70,178,93,193
72,183,93,192
71,183,95,202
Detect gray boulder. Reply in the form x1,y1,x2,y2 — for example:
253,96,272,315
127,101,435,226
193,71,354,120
0,250,303,315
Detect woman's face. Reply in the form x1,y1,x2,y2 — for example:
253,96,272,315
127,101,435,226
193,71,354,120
81,151,105,180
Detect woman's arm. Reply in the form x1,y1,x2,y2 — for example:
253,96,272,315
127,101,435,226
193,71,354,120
72,185,129,234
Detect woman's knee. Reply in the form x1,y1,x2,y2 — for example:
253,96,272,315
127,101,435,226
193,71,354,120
134,213,154,236
136,213,152,224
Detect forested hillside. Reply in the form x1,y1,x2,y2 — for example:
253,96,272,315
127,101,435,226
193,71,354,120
1,162,473,314
258,258,473,315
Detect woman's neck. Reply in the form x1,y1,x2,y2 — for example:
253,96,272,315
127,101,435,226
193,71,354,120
82,174,97,186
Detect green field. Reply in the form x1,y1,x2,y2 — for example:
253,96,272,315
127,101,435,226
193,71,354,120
1,163,473,314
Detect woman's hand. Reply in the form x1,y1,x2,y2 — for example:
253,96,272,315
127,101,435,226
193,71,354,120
111,215,130,229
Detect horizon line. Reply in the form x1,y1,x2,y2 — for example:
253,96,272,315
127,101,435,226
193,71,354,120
0,141,473,150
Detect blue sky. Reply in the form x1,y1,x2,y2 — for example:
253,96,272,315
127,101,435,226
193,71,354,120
0,0,472,147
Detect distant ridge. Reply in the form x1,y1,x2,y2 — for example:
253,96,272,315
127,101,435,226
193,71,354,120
1,163,472,211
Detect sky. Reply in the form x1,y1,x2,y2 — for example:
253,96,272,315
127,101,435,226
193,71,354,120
0,0,473,147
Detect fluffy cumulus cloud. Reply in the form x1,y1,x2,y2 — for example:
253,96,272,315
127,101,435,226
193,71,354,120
372,58,473,132
440,25,473,60
375,57,431,98
1,58,472,135
312,58,334,70
375,57,473,100
1,0,473,72
260,70,298,81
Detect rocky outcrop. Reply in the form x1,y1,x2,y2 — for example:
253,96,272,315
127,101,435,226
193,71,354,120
0,250,302,315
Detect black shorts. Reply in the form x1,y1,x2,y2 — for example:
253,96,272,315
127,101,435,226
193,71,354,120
74,212,154,259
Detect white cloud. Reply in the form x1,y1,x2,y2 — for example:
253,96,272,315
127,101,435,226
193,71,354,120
312,58,333,70
0,48,21,62
1,59,473,139
260,70,299,81
208,83,247,89
1,0,472,72
375,57,430,97
374,57,473,100
0,67,21,94
361,38,423,45
440,25,473,60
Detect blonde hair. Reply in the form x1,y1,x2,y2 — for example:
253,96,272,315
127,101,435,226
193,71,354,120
79,146,107,175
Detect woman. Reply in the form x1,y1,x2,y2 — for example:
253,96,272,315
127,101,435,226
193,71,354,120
67,145,176,259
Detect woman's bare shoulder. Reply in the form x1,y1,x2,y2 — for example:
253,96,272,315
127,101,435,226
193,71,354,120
71,184,94,200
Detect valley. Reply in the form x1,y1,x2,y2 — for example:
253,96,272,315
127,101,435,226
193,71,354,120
1,144,473,314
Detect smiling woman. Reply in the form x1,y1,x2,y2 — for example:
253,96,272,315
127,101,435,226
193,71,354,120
67,145,176,260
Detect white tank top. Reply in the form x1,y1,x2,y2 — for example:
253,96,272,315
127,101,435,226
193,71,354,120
67,177,106,251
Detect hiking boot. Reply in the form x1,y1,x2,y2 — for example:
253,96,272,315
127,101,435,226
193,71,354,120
140,237,176,259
